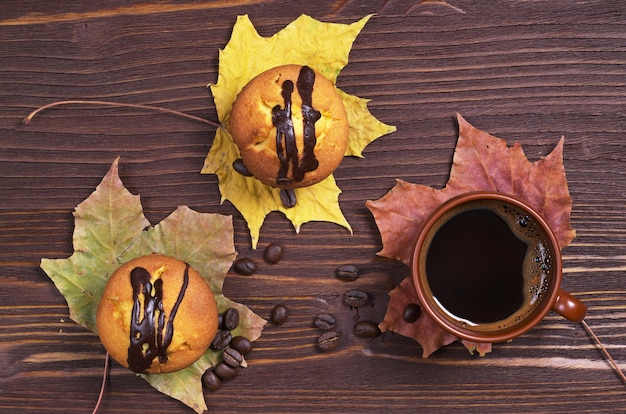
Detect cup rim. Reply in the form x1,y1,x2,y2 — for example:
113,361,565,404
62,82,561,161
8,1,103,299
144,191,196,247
410,191,563,343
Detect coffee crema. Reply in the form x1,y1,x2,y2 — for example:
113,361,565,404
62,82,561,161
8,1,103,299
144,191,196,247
421,198,553,332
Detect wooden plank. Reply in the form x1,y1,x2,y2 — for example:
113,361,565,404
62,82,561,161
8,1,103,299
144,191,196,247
1,1,625,412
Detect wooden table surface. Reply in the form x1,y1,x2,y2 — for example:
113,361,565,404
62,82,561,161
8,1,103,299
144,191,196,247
1,1,625,413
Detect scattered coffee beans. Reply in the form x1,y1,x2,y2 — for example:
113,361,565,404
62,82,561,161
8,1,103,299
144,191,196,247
202,369,222,391
222,347,243,367
354,320,381,338
264,243,284,264
211,330,232,350
205,327,254,391
317,331,340,352
232,158,253,177
231,336,253,355
280,188,297,208
335,264,359,282
270,304,289,325
222,308,240,331
233,257,257,275
314,314,336,330
402,303,422,323
343,290,368,307
214,361,237,380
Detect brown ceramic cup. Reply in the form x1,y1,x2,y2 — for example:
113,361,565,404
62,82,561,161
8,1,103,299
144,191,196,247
411,191,586,343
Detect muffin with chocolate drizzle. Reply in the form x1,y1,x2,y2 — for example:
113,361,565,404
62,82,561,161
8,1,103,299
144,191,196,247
96,254,219,374
229,64,349,200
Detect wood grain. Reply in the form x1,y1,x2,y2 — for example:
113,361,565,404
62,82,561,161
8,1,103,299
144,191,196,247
1,1,625,412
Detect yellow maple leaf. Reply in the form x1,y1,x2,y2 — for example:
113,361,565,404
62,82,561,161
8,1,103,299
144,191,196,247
202,14,396,248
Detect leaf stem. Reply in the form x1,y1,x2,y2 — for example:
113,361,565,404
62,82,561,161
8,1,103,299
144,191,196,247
23,100,221,128
92,352,110,414
581,319,626,384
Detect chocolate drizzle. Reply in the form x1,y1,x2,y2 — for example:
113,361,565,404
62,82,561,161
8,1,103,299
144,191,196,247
272,66,321,187
295,66,321,181
127,264,190,373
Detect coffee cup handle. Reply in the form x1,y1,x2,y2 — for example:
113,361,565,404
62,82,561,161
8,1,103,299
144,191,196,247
552,289,587,322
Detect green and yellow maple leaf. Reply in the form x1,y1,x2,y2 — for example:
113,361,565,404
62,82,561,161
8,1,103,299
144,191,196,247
41,158,266,413
202,14,396,248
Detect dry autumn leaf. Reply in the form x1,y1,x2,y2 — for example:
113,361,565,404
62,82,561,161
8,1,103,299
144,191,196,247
41,158,266,413
202,14,396,248
367,114,575,357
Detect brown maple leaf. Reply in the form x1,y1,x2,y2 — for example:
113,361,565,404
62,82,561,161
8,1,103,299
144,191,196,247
367,113,575,357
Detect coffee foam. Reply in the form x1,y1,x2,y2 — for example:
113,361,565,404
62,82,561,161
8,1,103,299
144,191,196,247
422,198,555,332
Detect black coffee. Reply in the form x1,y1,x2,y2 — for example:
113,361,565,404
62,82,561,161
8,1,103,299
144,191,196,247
423,199,553,330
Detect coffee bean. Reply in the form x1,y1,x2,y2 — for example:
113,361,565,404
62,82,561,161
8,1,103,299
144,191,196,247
402,303,421,323
264,243,283,264
214,362,237,380
222,308,240,331
280,188,297,208
313,314,336,330
232,158,253,177
343,290,368,307
231,336,253,355
353,320,381,338
233,257,257,275
222,347,243,367
211,330,232,350
201,369,222,391
335,264,359,282
270,304,288,325
317,331,340,352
